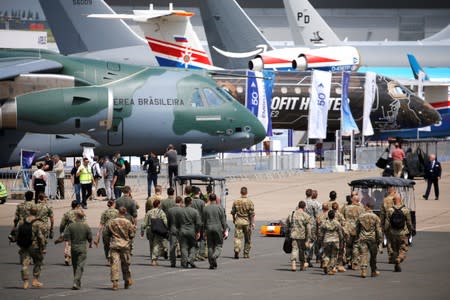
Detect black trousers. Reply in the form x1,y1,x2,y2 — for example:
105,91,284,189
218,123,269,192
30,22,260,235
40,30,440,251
81,183,92,206
168,165,178,188
424,177,439,199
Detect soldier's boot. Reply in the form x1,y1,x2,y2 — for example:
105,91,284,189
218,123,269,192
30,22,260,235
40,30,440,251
124,278,133,289
352,262,359,270
291,260,297,272
112,281,119,291
23,281,29,289
371,270,380,277
243,253,249,259
327,269,336,275
394,263,402,272
360,269,367,278
151,259,159,266
54,235,64,245
234,252,239,259
337,265,346,273
32,278,43,288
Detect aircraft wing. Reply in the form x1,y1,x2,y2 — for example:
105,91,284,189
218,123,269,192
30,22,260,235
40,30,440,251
0,58,62,80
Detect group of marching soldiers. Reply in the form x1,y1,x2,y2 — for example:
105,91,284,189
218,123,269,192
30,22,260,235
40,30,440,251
11,184,230,291
286,188,413,277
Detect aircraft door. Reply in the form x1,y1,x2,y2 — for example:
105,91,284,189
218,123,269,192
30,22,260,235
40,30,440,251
107,118,124,146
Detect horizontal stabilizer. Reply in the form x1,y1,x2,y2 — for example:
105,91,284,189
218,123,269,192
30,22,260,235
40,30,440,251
0,58,62,80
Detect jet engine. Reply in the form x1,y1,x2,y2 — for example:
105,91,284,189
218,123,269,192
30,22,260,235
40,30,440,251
0,86,113,134
248,56,264,71
291,46,361,71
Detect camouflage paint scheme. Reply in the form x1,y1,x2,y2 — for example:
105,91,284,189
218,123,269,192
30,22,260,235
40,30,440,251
0,49,266,166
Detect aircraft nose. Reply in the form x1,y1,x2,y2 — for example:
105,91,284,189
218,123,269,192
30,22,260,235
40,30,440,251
250,116,267,145
408,96,442,127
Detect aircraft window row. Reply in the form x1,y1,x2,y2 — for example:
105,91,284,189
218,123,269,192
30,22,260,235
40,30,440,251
190,88,226,108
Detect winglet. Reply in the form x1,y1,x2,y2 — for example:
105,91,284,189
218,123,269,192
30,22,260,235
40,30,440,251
407,54,430,81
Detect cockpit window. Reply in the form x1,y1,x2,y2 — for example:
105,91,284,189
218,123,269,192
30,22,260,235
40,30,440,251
216,87,235,102
203,88,225,106
191,88,204,107
388,81,413,99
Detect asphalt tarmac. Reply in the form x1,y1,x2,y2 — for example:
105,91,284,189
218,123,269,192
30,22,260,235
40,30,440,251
1,162,449,299
0,225,449,300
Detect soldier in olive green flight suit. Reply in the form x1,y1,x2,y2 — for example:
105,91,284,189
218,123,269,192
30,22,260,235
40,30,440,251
141,199,168,266
356,203,383,278
57,200,82,266
167,196,184,267
203,193,227,269
18,206,47,289
64,210,92,290
191,186,205,260
176,197,201,268
231,187,255,259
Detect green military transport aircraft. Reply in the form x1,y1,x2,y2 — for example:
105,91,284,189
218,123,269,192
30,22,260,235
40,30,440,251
0,49,266,166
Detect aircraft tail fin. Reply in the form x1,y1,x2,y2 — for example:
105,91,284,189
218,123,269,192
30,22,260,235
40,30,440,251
407,54,430,81
39,0,145,55
89,4,215,70
422,24,450,42
198,0,274,69
283,0,341,46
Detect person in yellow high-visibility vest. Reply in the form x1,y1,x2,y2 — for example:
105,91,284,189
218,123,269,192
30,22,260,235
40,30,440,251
0,181,8,204
76,158,93,209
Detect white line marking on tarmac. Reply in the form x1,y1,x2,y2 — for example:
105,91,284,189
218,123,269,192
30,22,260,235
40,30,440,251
417,223,450,230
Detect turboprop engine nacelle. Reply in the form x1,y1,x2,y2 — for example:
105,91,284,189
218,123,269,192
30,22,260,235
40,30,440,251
292,46,360,71
0,86,113,134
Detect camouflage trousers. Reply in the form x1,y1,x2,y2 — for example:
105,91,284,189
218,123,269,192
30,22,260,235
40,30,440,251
346,234,360,265
64,241,72,265
206,229,223,266
234,224,252,256
391,235,409,264
71,247,87,288
290,239,307,265
322,241,339,272
110,248,131,282
359,239,378,272
147,231,165,261
20,247,44,281
385,232,394,262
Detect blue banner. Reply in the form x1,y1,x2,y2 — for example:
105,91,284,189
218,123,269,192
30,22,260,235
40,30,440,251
21,150,35,169
246,70,273,136
340,72,359,136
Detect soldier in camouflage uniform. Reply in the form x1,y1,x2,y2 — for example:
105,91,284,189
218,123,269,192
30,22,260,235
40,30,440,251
286,201,311,271
304,189,320,267
12,190,35,231
331,202,347,272
203,193,227,269
64,210,92,290
167,196,184,267
319,210,344,275
145,185,164,213
57,200,82,266
94,200,119,262
107,207,136,290
343,193,364,269
18,206,46,289
356,203,383,278
231,187,255,259
315,203,330,266
386,194,412,272
379,186,396,263
176,197,202,268
141,199,168,266
36,193,54,247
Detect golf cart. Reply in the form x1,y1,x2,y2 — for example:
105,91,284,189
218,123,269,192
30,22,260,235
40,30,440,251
173,175,228,209
348,177,416,245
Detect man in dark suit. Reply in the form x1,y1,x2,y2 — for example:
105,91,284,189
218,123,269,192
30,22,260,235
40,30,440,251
423,154,442,200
